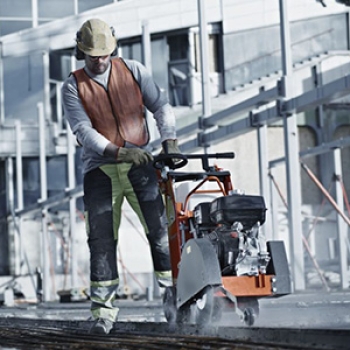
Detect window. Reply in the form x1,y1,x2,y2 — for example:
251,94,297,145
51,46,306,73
168,34,188,60
194,33,220,73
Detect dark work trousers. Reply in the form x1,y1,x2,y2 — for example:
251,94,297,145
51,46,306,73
83,161,171,321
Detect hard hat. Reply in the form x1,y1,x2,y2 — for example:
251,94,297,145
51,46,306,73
76,18,117,56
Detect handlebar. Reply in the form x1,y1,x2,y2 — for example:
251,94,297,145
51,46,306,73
153,152,235,171
185,152,235,160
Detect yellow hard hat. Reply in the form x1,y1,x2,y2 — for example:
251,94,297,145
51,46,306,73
76,18,117,56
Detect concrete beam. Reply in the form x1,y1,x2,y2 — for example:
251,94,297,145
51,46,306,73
0,0,222,58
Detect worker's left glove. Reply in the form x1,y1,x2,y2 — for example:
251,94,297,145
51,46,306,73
161,139,181,155
161,139,182,164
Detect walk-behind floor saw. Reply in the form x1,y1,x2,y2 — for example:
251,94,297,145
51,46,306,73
154,152,292,327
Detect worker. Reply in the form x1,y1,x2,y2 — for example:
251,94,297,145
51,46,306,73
61,18,181,335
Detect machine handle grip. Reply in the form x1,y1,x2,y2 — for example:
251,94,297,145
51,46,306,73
185,152,235,159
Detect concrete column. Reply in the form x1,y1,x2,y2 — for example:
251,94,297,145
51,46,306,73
283,113,305,291
15,121,23,211
279,0,305,290
141,20,157,141
15,121,24,275
333,148,348,289
0,43,5,124
6,157,15,274
38,102,51,301
198,0,212,153
142,20,152,71
257,124,273,240
269,167,281,242
31,0,38,28
188,29,196,107
67,125,77,289
198,0,211,118
42,51,51,121
73,0,78,15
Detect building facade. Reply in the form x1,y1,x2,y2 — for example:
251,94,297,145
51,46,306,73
0,0,349,300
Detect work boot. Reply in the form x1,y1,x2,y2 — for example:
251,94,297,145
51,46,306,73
155,271,173,288
90,318,114,335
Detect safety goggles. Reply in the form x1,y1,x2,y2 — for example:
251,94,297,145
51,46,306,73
87,55,110,62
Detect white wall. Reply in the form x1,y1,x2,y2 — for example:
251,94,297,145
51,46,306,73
1,0,347,57
222,0,346,34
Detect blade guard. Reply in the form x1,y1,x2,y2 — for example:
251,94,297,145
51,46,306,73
176,239,222,309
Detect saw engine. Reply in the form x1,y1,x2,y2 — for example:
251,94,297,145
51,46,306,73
193,193,270,277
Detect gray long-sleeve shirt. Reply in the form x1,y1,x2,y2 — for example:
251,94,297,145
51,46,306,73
61,58,176,174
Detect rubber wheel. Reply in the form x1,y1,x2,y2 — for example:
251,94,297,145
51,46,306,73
243,307,256,326
194,286,215,326
211,296,224,323
176,303,192,324
162,287,177,324
237,297,259,317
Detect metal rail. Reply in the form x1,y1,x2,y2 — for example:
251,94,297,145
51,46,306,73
14,185,83,217
153,72,350,154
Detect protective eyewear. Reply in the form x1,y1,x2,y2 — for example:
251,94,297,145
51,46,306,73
88,55,109,62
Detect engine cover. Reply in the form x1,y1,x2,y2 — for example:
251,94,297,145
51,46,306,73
210,194,266,229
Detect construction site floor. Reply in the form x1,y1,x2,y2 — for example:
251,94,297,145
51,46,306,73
0,291,350,349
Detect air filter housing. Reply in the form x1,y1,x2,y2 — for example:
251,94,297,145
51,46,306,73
210,194,266,229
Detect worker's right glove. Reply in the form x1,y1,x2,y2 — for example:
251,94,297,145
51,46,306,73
117,147,153,166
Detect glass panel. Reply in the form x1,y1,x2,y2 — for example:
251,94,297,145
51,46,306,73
38,0,74,18
194,33,219,73
334,125,350,196
47,156,68,190
0,0,31,17
22,158,40,207
50,51,73,81
168,34,188,61
3,53,44,123
78,0,113,12
0,20,32,36
50,83,58,123
151,38,168,91
208,34,219,72
120,41,141,62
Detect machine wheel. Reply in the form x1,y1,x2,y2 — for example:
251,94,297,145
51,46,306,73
243,307,256,326
162,287,177,324
211,295,224,323
194,286,215,326
176,303,192,324
237,297,259,326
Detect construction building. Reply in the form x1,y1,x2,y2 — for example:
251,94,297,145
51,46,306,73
0,0,349,302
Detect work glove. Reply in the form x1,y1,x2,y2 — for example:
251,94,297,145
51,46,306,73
161,139,183,164
161,139,181,155
118,147,153,166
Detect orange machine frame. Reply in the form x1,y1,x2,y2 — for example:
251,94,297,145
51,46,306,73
158,167,277,298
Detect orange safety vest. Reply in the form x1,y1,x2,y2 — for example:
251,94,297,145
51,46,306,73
73,58,149,147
